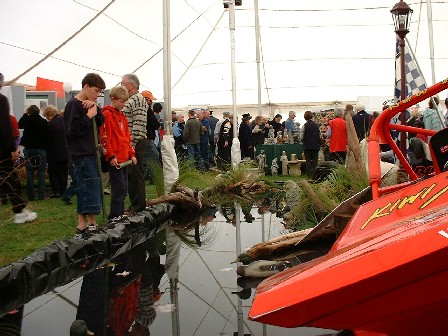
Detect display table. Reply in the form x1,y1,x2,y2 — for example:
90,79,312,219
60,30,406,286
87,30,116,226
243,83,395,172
255,143,304,175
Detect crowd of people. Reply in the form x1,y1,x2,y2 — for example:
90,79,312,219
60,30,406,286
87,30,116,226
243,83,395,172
2,69,448,233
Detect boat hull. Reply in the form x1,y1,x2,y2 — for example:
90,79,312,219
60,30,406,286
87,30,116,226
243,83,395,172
249,207,448,335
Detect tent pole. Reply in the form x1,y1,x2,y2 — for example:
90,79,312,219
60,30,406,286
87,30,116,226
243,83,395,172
229,0,241,168
254,0,262,116
163,0,172,136
426,0,436,86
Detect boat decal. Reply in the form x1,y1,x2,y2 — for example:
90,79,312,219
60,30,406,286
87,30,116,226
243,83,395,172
438,230,448,239
361,183,448,230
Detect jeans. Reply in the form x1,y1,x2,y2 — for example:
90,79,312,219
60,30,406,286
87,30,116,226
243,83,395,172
73,156,101,215
145,139,161,181
24,148,47,200
187,144,205,169
62,164,77,201
200,141,210,169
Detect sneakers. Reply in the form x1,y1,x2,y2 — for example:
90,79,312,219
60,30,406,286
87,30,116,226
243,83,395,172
13,208,38,224
108,215,128,224
74,227,90,240
74,224,101,239
103,189,111,195
61,196,72,205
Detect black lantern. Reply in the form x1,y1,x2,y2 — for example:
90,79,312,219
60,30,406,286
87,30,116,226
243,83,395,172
391,0,413,158
223,0,242,8
391,1,413,38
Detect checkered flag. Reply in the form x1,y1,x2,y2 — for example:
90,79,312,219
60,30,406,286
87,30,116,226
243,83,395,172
394,37,428,103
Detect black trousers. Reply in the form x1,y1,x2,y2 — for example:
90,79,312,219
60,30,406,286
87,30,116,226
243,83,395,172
108,165,128,219
47,160,68,195
304,149,319,178
128,138,147,212
0,158,26,213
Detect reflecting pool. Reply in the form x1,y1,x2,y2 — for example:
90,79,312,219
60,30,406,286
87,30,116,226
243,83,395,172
2,205,335,336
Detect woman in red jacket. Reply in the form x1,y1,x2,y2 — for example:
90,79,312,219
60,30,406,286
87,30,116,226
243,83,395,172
327,108,348,164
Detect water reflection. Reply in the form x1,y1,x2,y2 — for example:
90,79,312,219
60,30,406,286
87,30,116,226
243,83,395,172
3,204,334,336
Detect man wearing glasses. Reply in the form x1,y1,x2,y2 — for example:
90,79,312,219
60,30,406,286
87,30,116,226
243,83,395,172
121,74,148,214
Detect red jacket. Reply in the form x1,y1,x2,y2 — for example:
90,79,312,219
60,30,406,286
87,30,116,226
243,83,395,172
328,117,348,153
100,105,135,163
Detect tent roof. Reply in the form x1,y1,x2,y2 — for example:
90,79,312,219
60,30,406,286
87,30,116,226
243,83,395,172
2,0,447,107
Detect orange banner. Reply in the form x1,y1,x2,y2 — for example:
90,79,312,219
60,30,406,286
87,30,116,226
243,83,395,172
36,77,64,98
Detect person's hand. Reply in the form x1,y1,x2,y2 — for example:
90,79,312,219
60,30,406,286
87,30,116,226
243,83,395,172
86,104,98,119
110,157,118,167
82,100,96,109
131,157,137,165
11,149,19,161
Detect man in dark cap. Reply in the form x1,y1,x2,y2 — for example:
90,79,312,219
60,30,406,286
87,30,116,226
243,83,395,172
239,113,254,159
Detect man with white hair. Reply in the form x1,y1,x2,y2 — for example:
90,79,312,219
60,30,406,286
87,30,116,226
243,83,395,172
283,110,297,133
121,73,148,214
352,103,371,141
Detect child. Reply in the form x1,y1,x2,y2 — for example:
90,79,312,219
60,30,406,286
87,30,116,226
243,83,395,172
100,86,136,221
64,73,106,239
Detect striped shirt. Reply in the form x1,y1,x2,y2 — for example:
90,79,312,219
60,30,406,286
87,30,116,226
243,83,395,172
122,92,148,147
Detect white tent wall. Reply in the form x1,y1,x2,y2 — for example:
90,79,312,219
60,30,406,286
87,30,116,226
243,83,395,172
1,0,448,109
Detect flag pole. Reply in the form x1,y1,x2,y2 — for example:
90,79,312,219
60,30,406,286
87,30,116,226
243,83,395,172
405,37,443,126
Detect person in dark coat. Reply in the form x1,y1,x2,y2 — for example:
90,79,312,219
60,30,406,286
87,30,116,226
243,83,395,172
145,101,161,181
183,109,205,169
205,109,218,167
352,104,371,142
18,104,50,200
251,115,266,147
0,72,37,223
43,105,69,198
239,113,254,159
217,115,233,167
267,114,284,137
197,109,211,170
172,114,186,158
302,110,321,178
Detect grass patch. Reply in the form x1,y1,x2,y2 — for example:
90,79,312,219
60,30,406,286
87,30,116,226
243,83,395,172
0,168,219,267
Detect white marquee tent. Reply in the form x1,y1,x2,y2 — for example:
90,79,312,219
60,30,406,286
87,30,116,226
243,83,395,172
1,0,448,108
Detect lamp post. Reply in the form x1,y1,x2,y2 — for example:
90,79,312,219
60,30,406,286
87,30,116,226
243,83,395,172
391,0,413,158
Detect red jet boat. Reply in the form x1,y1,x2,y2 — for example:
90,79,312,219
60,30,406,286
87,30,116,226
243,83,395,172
249,78,448,335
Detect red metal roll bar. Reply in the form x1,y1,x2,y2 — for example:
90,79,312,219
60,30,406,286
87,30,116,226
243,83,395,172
368,78,448,199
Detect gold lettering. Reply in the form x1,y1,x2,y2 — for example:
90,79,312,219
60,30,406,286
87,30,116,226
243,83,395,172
389,199,402,212
397,191,425,209
361,203,393,230
421,186,448,209
361,183,444,230
421,184,436,199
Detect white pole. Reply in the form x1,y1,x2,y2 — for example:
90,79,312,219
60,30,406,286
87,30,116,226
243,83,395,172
426,0,436,86
162,0,178,194
163,0,172,135
228,0,241,168
254,0,262,116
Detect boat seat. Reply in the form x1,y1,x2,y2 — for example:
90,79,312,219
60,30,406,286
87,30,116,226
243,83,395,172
429,128,448,174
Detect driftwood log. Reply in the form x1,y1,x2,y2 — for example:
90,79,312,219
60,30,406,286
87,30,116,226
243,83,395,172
233,227,313,263
147,185,202,211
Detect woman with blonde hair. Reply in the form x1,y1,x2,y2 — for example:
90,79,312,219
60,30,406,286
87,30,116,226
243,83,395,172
43,105,69,198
